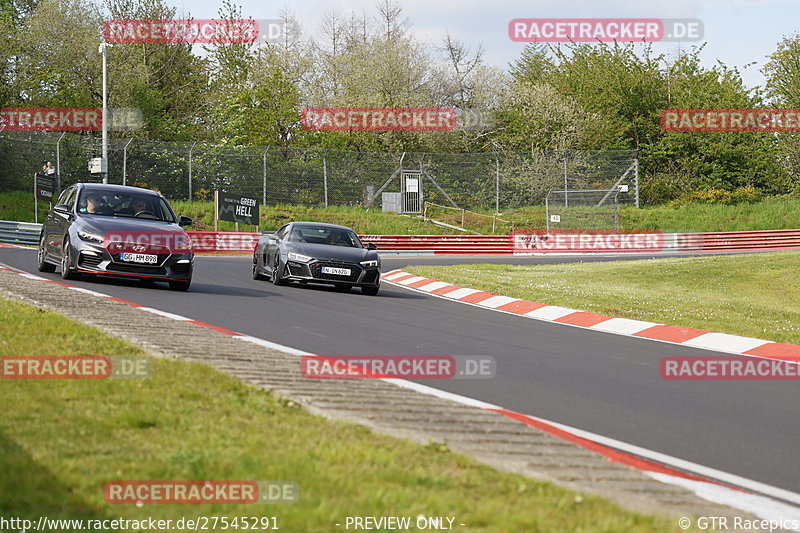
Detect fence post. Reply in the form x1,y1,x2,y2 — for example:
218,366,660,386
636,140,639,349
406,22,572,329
495,156,500,213
122,138,133,186
268,146,269,205
634,155,640,208
55,132,66,193
188,141,197,201
563,152,568,207
323,154,328,208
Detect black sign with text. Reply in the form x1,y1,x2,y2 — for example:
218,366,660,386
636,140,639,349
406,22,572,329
35,173,55,202
217,191,259,225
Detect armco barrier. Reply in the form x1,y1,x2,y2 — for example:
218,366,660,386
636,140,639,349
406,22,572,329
187,230,800,255
0,220,42,246
3,223,800,255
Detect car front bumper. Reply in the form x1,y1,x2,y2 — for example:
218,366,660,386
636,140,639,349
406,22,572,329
284,259,380,287
73,241,193,281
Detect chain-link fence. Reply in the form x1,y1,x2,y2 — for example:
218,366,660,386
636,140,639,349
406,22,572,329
0,131,639,211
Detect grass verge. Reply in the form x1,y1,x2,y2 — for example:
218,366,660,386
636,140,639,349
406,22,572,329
0,296,686,532
405,252,800,345
3,190,799,234
501,196,800,233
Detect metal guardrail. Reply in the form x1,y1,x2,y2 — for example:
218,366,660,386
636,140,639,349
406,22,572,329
2,223,800,254
0,220,42,246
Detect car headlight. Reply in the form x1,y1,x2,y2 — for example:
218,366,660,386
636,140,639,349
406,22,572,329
360,260,379,268
288,252,313,263
77,230,104,243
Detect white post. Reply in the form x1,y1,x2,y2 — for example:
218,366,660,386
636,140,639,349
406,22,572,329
55,131,66,193
100,42,108,184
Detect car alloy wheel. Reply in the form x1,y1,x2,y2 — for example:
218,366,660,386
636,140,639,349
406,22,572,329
60,237,78,280
37,234,56,273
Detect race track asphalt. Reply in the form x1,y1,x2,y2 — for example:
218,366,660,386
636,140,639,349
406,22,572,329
1,247,798,497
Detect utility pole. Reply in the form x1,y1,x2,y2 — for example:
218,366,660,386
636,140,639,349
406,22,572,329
99,40,109,184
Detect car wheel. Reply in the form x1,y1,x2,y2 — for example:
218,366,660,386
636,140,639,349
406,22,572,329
252,255,266,280
37,234,56,273
271,256,286,286
169,279,191,291
361,285,380,296
60,237,78,280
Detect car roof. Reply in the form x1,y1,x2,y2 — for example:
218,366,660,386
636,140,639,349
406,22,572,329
290,221,354,232
77,183,161,196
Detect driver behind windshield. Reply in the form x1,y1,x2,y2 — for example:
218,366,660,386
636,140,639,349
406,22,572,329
132,198,148,215
84,193,111,215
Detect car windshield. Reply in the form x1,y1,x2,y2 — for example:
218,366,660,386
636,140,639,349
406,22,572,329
77,191,176,223
287,226,363,248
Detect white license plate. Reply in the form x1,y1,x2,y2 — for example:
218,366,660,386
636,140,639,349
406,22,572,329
322,266,351,276
120,253,158,264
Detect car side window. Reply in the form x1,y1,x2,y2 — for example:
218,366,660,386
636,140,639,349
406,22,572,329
275,225,289,240
57,187,73,205
66,188,78,208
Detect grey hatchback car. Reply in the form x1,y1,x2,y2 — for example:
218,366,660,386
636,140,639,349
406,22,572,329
37,183,194,291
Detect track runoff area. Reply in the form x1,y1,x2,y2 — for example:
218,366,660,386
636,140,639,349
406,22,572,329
1,245,799,527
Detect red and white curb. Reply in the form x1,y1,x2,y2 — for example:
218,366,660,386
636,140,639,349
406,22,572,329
382,270,800,363
1,263,799,523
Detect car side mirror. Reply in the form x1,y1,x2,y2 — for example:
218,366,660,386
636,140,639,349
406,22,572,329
54,204,70,215
367,242,377,250
178,216,193,227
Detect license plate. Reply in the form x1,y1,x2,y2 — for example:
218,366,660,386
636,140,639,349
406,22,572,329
120,253,158,264
322,266,351,276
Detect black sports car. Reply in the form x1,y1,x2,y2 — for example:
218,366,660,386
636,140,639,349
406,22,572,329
252,222,381,295
37,183,194,291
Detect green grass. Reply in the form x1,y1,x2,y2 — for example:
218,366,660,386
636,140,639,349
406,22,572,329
406,251,800,345
0,296,687,532
169,200,445,234
501,196,800,232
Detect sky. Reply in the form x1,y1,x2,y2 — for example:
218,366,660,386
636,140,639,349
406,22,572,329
161,0,799,91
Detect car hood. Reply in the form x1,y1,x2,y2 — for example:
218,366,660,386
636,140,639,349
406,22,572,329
293,243,377,263
77,215,190,253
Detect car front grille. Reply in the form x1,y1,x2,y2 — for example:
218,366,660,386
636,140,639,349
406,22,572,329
107,263,167,275
287,261,311,277
311,261,362,283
